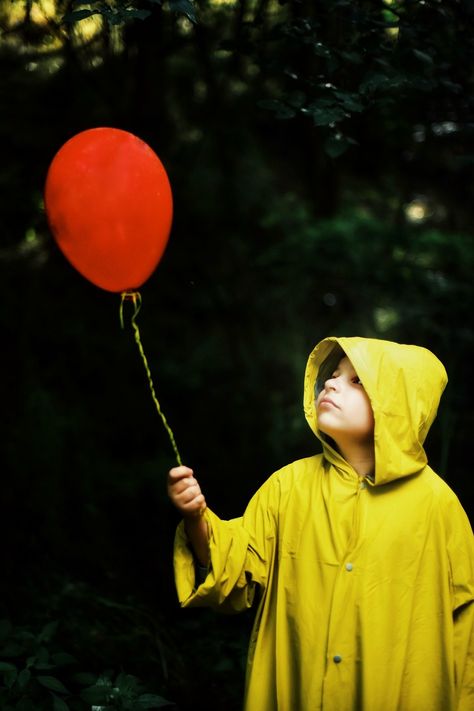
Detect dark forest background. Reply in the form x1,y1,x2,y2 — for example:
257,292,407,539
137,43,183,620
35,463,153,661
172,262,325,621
1,1,473,709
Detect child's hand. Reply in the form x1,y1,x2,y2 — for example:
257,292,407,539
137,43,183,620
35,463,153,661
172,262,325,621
167,466,207,518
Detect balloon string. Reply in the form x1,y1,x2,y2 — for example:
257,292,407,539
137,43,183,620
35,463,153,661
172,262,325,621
120,291,183,467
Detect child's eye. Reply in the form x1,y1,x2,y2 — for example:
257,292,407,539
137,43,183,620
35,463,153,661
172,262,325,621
352,376,363,385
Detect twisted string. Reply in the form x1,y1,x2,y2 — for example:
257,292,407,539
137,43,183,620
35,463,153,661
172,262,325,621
120,291,183,466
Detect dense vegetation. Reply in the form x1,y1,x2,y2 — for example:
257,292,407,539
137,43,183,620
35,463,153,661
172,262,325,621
1,1,473,708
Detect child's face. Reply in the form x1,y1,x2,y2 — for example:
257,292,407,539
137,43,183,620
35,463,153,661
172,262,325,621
315,356,374,444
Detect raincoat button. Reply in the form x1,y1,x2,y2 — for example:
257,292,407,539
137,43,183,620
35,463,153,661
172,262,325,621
333,655,342,663
345,563,353,571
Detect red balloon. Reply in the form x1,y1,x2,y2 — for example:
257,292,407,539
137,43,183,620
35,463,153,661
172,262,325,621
44,127,173,293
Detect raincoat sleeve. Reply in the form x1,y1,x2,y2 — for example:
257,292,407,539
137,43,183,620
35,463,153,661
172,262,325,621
173,472,280,613
445,495,474,710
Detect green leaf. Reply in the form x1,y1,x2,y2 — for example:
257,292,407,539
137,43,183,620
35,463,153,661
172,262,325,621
116,672,142,695
312,41,331,58
3,670,17,689
324,133,356,158
168,0,197,24
17,668,31,691
0,662,16,672
440,79,462,94
37,676,69,694
80,685,111,705
62,8,99,24
71,671,98,686
51,694,70,711
38,622,58,644
136,693,174,708
339,50,363,65
311,105,346,126
334,91,364,113
124,8,151,20
34,663,56,671
359,72,392,95
413,49,433,65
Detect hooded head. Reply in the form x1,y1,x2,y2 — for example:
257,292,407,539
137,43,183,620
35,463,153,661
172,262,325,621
304,337,448,485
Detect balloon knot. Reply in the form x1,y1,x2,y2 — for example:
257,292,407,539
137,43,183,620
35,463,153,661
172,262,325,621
119,290,142,329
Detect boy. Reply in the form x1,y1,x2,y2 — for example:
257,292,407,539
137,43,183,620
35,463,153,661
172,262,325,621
168,336,474,711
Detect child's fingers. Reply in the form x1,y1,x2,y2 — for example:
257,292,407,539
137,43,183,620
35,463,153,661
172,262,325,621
172,475,199,495
168,465,194,481
168,467,197,496
177,481,202,504
181,493,207,515
167,466,206,515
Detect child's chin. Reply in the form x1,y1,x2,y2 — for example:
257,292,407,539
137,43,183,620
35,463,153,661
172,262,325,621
318,424,336,440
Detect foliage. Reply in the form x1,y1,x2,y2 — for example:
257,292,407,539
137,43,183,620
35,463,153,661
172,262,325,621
0,618,174,710
252,0,474,155
63,0,197,26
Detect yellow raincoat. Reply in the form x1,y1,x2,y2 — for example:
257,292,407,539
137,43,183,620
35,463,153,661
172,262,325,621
174,337,474,710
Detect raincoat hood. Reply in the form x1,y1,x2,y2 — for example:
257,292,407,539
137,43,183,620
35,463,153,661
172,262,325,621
304,336,448,486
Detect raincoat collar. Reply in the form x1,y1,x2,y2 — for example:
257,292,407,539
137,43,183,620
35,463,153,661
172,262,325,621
304,337,448,486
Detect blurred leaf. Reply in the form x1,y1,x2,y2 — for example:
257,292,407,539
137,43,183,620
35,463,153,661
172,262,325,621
333,91,364,113
17,668,31,690
413,49,434,65
38,622,59,644
3,670,17,688
62,9,100,23
440,78,463,93
324,133,356,158
359,72,394,94
136,693,174,708
311,105,347,126
71,672,98,686
80,684,111,704
168,0,197,23
339,50,363,64
116,672,142,694
126,8,152,20
37,676,69,694
51,694,70,711
0,662,17,672
312,41,332,58
34,663,57,671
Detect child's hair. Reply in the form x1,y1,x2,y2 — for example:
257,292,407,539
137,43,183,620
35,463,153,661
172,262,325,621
314,343,346,400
